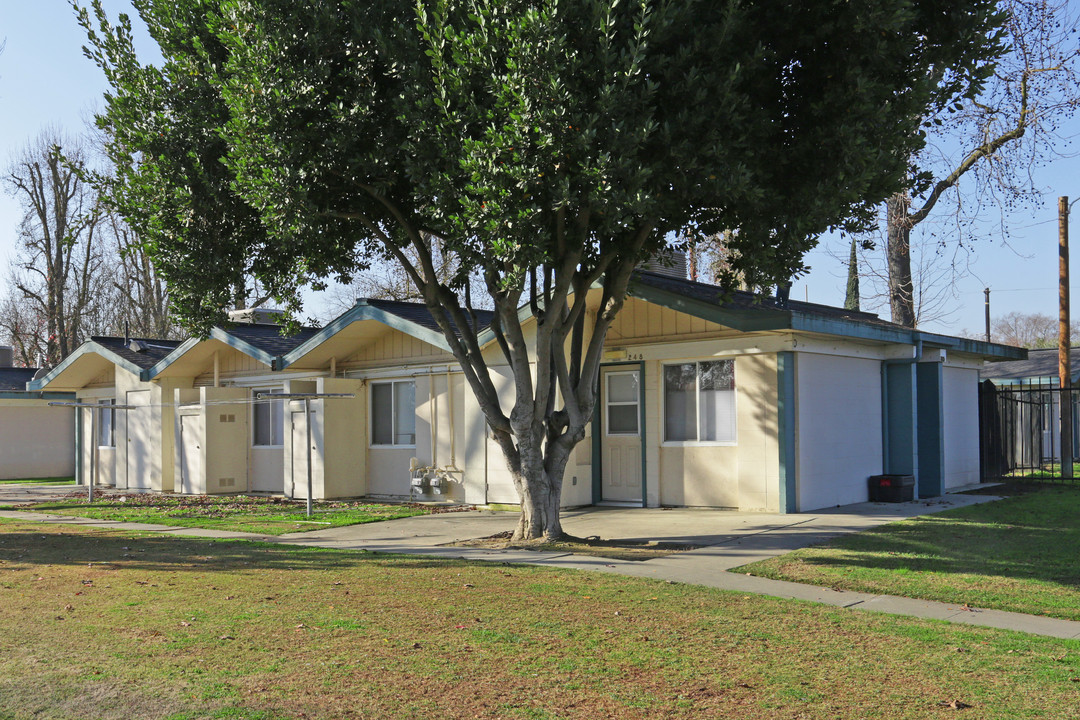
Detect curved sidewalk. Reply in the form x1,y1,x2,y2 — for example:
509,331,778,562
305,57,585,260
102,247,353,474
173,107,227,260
2,491,1079,641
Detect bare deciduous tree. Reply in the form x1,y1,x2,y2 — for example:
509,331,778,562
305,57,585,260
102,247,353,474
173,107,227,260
107,214,178,338
2,129,112,367
884,0,1080,327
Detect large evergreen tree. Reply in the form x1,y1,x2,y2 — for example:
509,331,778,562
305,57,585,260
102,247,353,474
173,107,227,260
80,0,1003,539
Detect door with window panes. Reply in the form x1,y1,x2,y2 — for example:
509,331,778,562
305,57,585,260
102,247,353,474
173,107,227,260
600,367,642,503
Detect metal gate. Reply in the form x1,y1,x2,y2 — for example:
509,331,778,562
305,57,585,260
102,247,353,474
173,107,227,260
979,379,1080,482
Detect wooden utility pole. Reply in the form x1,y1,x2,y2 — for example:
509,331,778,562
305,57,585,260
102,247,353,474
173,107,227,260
1060,196,1072,479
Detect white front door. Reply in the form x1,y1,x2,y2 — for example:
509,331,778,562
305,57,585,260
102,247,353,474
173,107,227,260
179,414,203,494
600,368,642,504
126,390,152,490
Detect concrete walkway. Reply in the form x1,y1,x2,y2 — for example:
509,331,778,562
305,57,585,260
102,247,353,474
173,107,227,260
2,488,1079,641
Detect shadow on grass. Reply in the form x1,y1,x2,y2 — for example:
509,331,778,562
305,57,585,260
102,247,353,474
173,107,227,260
0,525,465,574
786,487,1080,589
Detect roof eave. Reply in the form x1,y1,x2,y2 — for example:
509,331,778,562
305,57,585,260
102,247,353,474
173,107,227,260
28,341,146,391
278,303,452,371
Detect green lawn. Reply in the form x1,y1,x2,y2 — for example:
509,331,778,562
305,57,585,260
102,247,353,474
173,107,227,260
5,493,429,535
0,476,75,485
0,520,1078,719
738,486,1080,621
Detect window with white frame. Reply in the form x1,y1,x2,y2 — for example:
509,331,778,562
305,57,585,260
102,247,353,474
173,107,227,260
663,360,736,443
97,399,115,447
253,389,285,447
371,380,416,446
605,371,640,436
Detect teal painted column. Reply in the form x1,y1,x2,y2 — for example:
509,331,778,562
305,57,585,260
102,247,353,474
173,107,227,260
777,352,797,513
883,362,917,476
916,362,945,498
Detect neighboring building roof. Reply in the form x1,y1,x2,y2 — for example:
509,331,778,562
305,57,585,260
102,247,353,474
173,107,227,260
0,367,38,392
979,347,1080,382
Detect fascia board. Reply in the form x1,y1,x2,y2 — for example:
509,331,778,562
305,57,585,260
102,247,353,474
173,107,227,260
915,332,1027,360
28,342,143,391
278,303,451,371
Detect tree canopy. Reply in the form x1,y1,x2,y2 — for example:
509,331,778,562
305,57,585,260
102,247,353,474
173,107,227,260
81,0,1004,537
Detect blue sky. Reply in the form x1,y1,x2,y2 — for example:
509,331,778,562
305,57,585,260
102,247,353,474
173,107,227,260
0,1,1077,337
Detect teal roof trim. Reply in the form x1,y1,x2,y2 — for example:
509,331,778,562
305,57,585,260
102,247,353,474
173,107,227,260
278,301,451,370
28,342,145,391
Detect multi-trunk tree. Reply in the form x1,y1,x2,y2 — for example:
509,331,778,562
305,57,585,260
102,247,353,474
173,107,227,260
81,0,1003,539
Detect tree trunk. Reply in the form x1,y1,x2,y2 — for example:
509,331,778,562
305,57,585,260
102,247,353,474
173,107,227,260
886,192,916,328
508,432,571,541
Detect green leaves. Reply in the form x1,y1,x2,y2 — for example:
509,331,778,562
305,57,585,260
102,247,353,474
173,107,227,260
82,0,1004,321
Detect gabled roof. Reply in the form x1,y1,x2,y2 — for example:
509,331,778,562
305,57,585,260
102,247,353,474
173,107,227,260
980,347,1079,382
628,271,1025,359
27,337,183,391
146,323,321,378
279,299,494,370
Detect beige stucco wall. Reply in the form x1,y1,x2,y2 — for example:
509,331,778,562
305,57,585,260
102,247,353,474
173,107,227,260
281,377,365,499
200,387,250,494
0,399,75,479
652,353,779,511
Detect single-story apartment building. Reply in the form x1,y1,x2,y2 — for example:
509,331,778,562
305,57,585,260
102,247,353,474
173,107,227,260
29,272,1025,512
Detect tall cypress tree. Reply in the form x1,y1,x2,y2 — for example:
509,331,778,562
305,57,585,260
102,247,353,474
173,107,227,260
845,238,860,311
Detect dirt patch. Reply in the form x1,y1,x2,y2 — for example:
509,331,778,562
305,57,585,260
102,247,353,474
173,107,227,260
448,530,702,561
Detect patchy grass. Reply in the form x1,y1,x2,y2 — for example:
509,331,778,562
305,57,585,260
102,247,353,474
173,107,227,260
7,492,433,535
738,487,1080,620
452,531,701,561
0,476,75,485
1,520,1079,719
